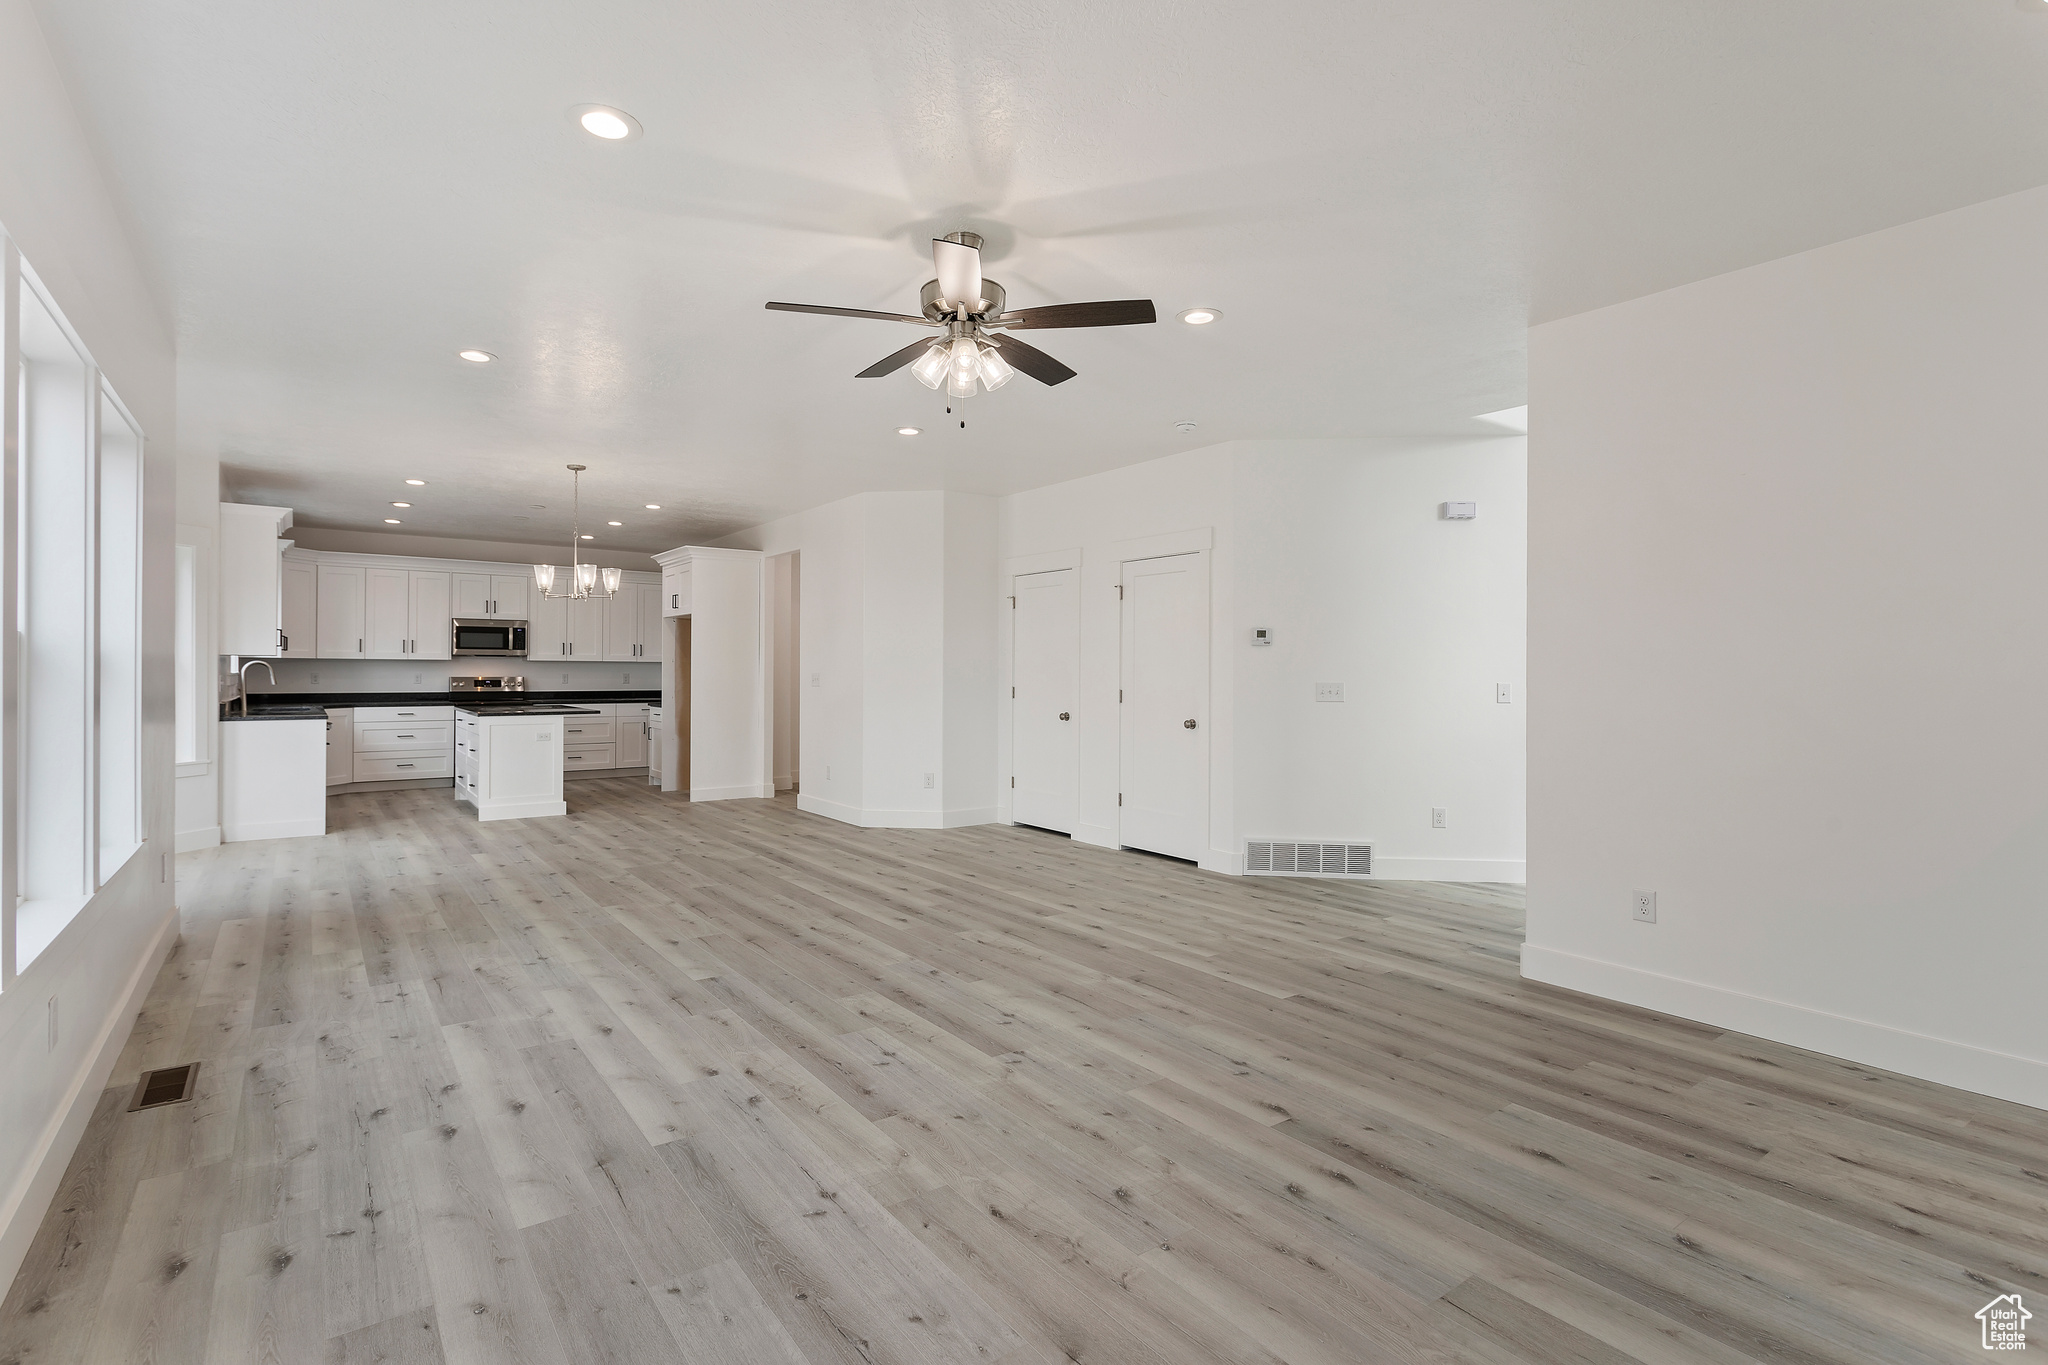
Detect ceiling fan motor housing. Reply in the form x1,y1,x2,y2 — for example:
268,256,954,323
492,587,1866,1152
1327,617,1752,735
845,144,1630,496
922,277,1004,320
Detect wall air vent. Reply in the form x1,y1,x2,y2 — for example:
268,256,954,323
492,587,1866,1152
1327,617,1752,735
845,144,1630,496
128,1063,199,1111
1244,840,1373,877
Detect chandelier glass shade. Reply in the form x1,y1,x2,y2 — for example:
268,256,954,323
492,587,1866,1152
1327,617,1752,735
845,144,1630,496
533,464,622,600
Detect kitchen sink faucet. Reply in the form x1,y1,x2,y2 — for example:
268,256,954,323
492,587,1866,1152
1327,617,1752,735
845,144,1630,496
237,658,275,716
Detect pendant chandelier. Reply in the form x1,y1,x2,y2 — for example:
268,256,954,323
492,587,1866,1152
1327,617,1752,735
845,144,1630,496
532,464,621,600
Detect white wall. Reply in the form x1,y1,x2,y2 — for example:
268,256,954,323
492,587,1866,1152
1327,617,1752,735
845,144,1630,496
0,0,181,1290
720,491,997,827
1527,184,2048,1110
1233,438,1526,880
1001,447,1239,865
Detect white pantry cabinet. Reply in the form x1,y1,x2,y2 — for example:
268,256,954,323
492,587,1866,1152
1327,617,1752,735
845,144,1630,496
219,503,293,656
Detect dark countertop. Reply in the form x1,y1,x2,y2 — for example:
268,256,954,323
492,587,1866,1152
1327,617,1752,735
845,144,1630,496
454,704,604,717
220,703,329,723
247,689,659,708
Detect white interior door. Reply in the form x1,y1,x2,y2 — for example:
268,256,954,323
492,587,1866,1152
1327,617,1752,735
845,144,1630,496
1118,552,1208,861
1011,568,1079,833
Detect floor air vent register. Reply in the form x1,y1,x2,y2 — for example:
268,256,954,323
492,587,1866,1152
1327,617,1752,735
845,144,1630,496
1244,840,1374,876
128,1063,199,1111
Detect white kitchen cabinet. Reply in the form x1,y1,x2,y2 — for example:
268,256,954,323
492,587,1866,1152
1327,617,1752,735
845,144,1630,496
353,704,454,783
410,571,452,659
533,594,605,661
219,503,292,656
315,563,366,657
603,582,665,660
364,568,410,658
281,555,318,658
452,572,529,620
618,703,650,768
662,564,691,617
222,718,325,841
325,708,353,786
646,706,662,784
366,568,448,659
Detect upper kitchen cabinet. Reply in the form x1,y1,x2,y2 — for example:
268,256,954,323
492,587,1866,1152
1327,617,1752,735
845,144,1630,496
604,581,664,660
316,563,366,656
280,552,318,658
662,562,691,617
451,572,530,620
528,591,605,660
365,568,450,659
219,503,293,655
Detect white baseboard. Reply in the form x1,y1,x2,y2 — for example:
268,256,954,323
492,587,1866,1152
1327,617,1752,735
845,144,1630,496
0,903,178,1296
690,783,773,802
792,794,995,829
1521,944,2048,1113
174,826,220,853
1072,822,1118,851
1199,849,1244,876
1368,857,1526,882
221,817,324,842
475,798,567,822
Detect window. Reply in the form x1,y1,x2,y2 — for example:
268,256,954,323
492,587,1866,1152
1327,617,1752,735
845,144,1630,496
2,248,150,981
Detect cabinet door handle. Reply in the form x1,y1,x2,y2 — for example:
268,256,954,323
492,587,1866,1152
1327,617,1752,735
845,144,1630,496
396,734,414,739
396,763,414,769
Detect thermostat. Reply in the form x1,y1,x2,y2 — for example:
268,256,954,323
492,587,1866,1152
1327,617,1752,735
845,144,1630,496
1251,627,1273,646
1441,501,1477,520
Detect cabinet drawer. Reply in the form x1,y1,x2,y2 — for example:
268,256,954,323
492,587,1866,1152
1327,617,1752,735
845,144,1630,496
563,744,618,770
355,705,453,723
353,750,452,781
558,719,615,744
355,721,452,752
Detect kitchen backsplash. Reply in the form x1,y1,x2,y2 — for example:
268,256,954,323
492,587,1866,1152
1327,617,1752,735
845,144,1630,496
227,657,661,695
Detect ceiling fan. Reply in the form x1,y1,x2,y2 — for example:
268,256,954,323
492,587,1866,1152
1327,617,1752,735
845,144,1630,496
765,231,1156,396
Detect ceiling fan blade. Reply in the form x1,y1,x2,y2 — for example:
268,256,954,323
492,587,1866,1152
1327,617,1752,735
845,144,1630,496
990,334,1076,386
766,301,937,326
992,299,1157,329
855,335,941,379
932,238,983,312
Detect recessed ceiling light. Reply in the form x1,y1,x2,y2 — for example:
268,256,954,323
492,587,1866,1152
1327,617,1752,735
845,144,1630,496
580,534,594,540
897,426,922,436
1473,405,1528,433
458,349,495,363
607,520,623,526
1174,420,1198,433
1177,307,1221,325
405,479,426,486
384,518,401,524
572,104,642,141
643,503,661,509
391,501,411,508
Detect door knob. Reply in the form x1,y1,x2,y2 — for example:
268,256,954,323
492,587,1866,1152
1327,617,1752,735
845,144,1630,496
1059,712,1070,721
1184,719,1197,729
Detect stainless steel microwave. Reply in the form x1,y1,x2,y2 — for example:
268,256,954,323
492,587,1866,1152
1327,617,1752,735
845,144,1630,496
451,618,528,656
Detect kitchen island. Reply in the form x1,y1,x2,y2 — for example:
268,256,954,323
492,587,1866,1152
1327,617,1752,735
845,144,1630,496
454,704,601,821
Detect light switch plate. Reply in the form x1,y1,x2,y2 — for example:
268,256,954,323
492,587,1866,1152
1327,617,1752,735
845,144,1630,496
1442,501,1477,520
1497,683,1511,703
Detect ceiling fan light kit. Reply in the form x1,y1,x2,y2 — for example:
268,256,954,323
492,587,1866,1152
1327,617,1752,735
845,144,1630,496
766,229,1157,396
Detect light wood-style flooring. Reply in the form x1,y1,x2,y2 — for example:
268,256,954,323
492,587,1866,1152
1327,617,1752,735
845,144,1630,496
3,781,2040,1364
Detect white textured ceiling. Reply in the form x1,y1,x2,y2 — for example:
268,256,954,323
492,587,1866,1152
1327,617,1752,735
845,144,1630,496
34,0,2048,550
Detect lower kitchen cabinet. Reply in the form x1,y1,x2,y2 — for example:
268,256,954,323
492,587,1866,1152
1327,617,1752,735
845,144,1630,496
325,708,353,786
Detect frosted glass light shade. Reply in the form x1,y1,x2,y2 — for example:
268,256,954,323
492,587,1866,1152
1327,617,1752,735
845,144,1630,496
977,345,1014,391
910,342,948,389
947,368,977,398
601,567,622,595
533,564,557,595
575,562,597,594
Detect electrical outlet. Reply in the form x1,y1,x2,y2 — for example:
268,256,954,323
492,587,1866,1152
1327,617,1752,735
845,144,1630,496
1496,682,1511,704
811,671,821,688
923,772,935,789
1431,807,1447,829
622,672,630,684
561,673,570,684
413,673,422,684
1315,682,1344,703
309,671,319,684
1632,890,1657,923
